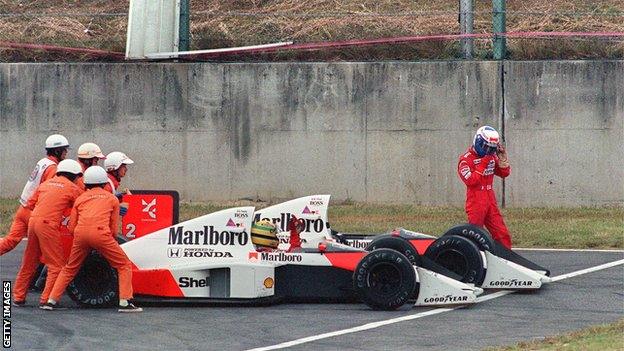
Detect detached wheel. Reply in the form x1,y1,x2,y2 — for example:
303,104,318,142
66,251,118,307
424,235,486,285
353,249,417,311
442,224,497,254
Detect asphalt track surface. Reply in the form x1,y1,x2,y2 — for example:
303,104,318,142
1,246,623,351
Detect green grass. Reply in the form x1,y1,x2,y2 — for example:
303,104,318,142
3,198,622,249
486,319,624,351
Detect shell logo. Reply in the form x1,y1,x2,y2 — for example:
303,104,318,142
263,277,274,289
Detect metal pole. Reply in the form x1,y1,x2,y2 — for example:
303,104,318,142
460,0,474,59
492,0,506,59
179,0,190,51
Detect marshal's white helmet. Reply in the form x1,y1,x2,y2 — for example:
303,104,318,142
56,159,82,175
83,166,109,185
45,134,69,149
104,152,134,171
77,143,105,159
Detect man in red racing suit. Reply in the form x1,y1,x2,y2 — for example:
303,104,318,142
457,126,512,249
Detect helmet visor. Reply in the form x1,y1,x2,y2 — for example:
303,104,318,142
484,144,497,155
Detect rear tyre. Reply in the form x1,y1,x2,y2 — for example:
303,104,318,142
365,235,421,266
353,249,417,311
424,235,486,285
442,224,497,254
66,251,118,307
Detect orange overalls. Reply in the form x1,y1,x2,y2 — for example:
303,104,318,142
13,176,83,304
75,163,88,191
0,156,58,255
103,173,119,194
49,187,134,302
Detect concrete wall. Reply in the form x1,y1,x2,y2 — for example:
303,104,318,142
0,61,622,206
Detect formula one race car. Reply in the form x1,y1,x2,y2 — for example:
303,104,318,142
65,195,483,311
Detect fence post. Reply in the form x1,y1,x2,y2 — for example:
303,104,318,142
492,0,506,59
179,0,190,51
460,0,474,59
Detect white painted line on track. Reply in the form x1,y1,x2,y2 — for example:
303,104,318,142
515,248,624,253
245,258,624,351
550,259,624,282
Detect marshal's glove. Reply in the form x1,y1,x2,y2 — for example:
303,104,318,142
119,202,129,217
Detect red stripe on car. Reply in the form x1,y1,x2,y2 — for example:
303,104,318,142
409,239,435,255
325,252,367,271
132,267,184,297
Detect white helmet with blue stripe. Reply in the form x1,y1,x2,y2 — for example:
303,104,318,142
473,126,500,157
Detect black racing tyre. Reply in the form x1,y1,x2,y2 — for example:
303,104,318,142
353,249,417,311
424,235,486,285
366,235,422,266
66,251,118,307
115,234,129,245
29,264,45,292
442,224,497,254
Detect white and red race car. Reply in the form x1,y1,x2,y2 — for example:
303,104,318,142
65,195,484,310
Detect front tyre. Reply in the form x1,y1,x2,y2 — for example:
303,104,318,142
353,249,417,311
66,251,118,307
424,235,486,285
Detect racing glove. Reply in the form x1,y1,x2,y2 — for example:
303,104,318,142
496,145,510,168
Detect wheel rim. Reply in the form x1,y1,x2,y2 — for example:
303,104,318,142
366,262,402,297
436,249,469,278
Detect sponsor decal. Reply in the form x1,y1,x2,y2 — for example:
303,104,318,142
168,226,249,246
248,251,303,263
461,228,492,251
473,159,481,165
423,295,469,303
259,252,302,262
3,281,11,348
178,276,209,288
226,218,245,228
345,239,371,250
234,210,249,218
309,197,324,206
168,248,181,258
277,235,306,245
253,212,329,233
142,199,157,220
460,167,470,179
263,277,274,289
489,279,533,287
483,159,495,176
168,248,233,258
28,165,40,181
302,206,320,215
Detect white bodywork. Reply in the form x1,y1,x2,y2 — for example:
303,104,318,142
121,195,481,306
481,251,552,289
